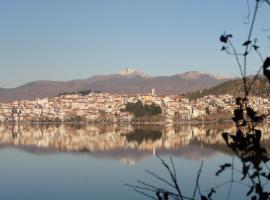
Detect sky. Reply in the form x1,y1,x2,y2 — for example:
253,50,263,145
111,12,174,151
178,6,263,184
0,0,269,88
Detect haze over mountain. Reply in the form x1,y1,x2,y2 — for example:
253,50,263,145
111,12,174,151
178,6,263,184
0,68,233,102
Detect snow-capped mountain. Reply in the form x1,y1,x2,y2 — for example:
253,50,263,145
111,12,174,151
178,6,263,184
119,68,151,78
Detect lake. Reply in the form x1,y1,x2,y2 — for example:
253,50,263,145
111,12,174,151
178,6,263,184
0,123,269,199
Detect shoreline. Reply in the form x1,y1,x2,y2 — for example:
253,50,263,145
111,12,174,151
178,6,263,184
0,119,234,126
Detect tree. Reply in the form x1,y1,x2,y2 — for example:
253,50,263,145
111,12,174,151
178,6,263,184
125,100,162,117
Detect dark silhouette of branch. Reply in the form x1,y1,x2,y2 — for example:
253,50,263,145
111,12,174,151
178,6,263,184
156,155,184,199
192,161,203,199
125,183,179,200
170,157,177,180
227,38,245,79
265,0,270,6
125,181,180,200
226,157,234,200
145,169,176,188
243,0,260,97
127,156,206,200
222,35,249,96
125,184,157,193
246,48,264,94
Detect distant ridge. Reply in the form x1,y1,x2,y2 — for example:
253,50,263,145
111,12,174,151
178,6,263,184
179,71,234,80
185,75,270,99
0,69,232,102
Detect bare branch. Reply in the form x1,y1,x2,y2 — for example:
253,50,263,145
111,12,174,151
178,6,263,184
246,47,264,94
226,157,235,200
156,155,184,199
137,180,164,191
265,0,270,6
170,156,177,179
145,169,175,188
192,161,204,199
227,38,247,94
125,183,157,193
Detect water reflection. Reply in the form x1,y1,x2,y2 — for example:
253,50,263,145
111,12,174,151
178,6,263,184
1,123,270,165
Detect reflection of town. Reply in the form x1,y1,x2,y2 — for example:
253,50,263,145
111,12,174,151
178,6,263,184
1,123,270,165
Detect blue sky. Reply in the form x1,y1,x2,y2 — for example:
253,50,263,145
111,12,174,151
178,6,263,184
0,0,269,88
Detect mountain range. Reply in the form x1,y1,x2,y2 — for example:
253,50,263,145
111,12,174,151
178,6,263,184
0,69,233,102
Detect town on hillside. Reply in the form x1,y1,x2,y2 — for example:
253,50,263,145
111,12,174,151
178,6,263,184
0,89,270,123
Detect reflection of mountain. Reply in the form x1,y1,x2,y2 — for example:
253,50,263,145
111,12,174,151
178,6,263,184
88,148,152,166
1,123,270,165
156,145,221,160
83,145,221,166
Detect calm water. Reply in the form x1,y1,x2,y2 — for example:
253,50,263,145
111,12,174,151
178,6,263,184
0,123,269,199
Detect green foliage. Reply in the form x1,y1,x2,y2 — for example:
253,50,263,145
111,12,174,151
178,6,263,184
125,100,162,117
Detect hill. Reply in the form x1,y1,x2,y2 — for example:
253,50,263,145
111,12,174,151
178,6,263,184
185,76,270,99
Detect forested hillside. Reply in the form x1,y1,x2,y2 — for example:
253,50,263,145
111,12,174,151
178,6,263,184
185,76,270,99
